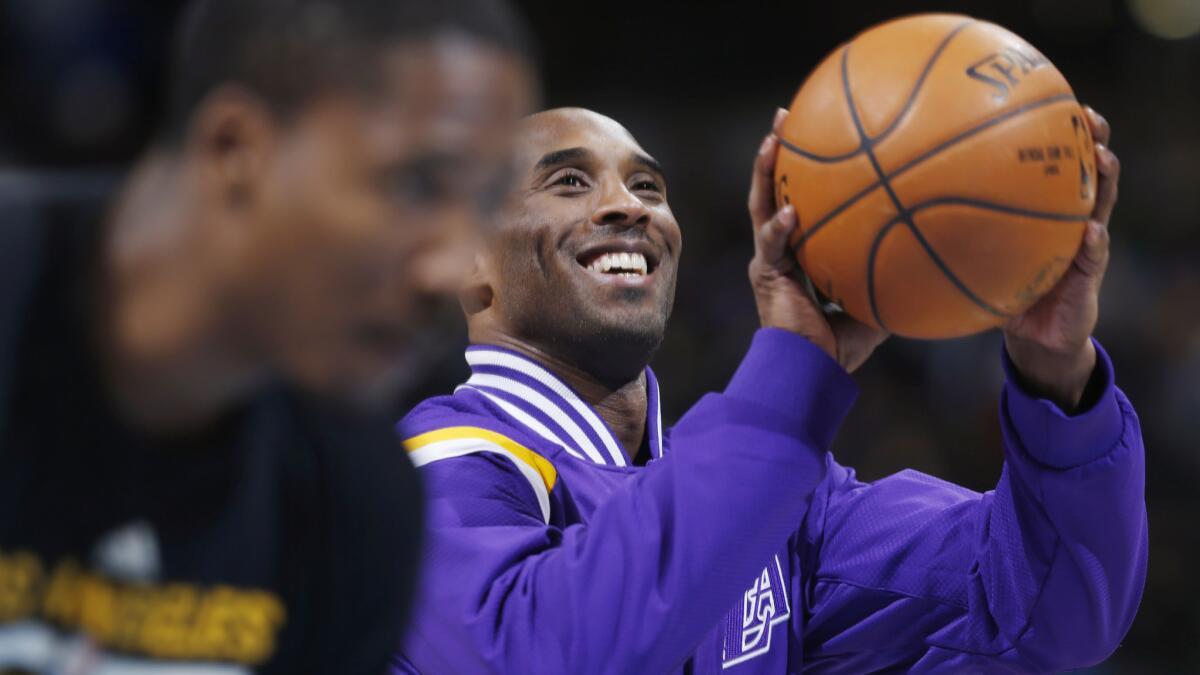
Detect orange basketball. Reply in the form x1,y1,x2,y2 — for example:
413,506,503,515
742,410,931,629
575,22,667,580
775,13,1096,339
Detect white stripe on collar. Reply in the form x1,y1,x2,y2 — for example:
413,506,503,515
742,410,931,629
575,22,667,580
462,347,663,467
465,349,625,466
650,374,665,459
459,372,604,463
454,384,586,461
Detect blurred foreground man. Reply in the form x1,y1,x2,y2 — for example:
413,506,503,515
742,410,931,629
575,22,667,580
0,1,533,672
393,108,1146,673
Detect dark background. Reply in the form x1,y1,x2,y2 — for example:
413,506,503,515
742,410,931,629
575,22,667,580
2,0,1197,671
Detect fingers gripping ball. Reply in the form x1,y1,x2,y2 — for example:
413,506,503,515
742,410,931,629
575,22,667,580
775,14,1097,339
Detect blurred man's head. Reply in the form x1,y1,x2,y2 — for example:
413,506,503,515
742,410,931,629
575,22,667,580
463,108,681,386
157,0,536,403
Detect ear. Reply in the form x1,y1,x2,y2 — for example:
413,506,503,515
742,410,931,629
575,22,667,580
183,84,277,212
459,250,496,317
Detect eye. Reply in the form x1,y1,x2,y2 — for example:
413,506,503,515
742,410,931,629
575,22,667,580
632,180,661,193
390,168,446,205
555,173,587,188
381,156,456,207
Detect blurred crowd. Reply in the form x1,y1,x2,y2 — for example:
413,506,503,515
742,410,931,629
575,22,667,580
1,0,1195,671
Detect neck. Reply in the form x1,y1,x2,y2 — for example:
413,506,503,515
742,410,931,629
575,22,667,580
475,331,649,461
99,151,266,435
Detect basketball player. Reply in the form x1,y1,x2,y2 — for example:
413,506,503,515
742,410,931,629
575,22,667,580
0,1,533,673
392,107,1145,673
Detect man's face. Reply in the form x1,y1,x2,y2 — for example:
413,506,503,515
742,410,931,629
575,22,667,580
233,36,533,403
480,109,681,377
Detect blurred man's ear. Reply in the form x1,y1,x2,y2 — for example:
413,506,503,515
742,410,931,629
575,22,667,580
459,251,495,317
184,84,276,213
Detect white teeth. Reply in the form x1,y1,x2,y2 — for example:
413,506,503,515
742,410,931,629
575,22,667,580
585,251,649,276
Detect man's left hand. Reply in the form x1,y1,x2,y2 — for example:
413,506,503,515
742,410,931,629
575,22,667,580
1003,105,1120,412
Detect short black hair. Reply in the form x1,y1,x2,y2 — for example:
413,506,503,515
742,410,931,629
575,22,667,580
162,0,534,143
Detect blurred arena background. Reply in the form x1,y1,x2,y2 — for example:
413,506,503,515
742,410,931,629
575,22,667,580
1,0,1196,671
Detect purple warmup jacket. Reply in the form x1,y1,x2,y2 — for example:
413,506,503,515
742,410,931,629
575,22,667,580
391,329,1146,674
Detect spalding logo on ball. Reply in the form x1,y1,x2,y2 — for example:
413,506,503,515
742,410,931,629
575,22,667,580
775,13,1097,339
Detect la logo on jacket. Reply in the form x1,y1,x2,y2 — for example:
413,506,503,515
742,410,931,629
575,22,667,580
721,555,791,668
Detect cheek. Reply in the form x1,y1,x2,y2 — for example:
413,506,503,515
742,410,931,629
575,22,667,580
485,232,549,313
273,169,396,285
269,123,399,269
660,215,684,254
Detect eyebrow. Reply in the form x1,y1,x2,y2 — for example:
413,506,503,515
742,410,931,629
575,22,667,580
631,153,666,181
534,146,667,183
534,147,593,172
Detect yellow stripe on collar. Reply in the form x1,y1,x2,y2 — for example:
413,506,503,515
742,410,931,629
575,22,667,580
404,426,558,492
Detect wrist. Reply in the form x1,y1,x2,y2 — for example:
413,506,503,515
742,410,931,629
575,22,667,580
774,321,836,363
755,300,837,364
726,328,858,448
1004,335,1096,411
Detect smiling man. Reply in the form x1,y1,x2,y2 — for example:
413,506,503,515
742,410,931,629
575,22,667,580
392,107,1146,674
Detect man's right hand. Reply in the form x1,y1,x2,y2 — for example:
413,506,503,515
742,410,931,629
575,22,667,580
747,108,888,373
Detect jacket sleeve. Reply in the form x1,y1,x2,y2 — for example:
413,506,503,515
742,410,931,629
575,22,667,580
800,339,1147,673
394,329,857,674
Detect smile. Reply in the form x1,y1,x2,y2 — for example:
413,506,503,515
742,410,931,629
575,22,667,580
575,243,661,288
586,251,648,277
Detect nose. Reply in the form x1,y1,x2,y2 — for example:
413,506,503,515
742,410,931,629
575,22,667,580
590,181,651,230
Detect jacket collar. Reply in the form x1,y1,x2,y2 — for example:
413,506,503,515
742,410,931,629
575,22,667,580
457,345,665,467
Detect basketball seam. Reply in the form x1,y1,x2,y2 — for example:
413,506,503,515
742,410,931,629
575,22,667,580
838,44,1009,331
871,19,975,143
861,196,1087,328
901,196,1091,222
866,220,903,329
778,136,862,163
794,92,1079,249
839,46,909,330
890,93,1077,180
778,18,973,163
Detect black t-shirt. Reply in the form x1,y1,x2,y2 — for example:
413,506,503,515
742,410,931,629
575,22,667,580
0,189,422,674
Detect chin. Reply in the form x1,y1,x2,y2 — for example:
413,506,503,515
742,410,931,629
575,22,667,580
275,341,398,410
556,309,667,380
596,313,665,346
341,325,460,407
307,364,404,412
